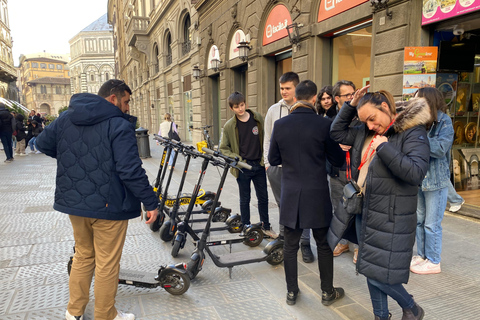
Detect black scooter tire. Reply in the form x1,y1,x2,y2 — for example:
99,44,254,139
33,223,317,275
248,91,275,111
159,220,176,242
226,215,242,233
243,229,263,247
149,208,167,232
212,209,229,222
266,244,284,265
171,237,183,257
162,270,190,295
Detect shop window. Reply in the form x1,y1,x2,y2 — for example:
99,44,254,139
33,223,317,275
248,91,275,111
332,26,372,88
275,50,292,103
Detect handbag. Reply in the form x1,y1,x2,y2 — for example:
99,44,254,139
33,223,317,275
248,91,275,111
341,151,363,215
168,122,181,141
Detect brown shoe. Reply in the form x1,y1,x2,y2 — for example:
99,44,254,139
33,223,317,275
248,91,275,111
353,248,358,264
333,243,349,257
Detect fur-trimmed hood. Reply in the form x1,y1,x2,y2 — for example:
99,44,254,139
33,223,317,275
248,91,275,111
393,97,431,133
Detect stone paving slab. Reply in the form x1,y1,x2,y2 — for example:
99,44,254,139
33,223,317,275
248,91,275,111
0,140,479,319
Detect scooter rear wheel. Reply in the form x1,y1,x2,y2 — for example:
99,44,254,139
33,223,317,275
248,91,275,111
243,229,263,247
149,208,166,232
162,270,190,295
266,244,284,265
159,220,176,242
226,215,242,233
212,209,229,222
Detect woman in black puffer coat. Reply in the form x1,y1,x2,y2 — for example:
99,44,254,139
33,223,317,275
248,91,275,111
329,87,431,320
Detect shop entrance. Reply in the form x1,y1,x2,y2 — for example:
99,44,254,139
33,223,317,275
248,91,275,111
210,74,221,144
275,51,292,102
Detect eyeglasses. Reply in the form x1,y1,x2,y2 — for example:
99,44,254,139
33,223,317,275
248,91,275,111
338,93,355,99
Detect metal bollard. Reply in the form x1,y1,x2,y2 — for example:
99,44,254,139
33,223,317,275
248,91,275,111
135,127,151,158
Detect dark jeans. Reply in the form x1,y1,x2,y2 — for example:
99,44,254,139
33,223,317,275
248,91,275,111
267,165,310,241
284,226,333,293
236,160,270,229
367,278,415,318
0,131,13,160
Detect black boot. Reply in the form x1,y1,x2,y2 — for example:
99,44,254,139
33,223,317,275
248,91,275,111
286,290,299,305
301,243,314,263
402,302,424,320
322,287,345,306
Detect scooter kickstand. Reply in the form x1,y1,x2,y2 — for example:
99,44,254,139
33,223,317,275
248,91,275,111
228,267,233,279
229,242,232,253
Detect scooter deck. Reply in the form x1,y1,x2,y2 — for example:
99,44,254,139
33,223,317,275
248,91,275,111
118,269,159,288
213,249,267,267
192,222,229,233
207,232,245,242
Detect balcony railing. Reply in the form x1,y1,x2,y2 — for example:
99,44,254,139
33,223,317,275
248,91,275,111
181,41,191,56
127,16,150,46
166,54,172,66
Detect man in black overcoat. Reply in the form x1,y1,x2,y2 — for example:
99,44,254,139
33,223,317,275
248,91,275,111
268,80,345,306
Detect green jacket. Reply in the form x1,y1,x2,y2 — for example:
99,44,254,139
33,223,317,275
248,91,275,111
219,109,265,178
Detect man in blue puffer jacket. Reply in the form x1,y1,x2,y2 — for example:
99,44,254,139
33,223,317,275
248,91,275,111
37,80,158,320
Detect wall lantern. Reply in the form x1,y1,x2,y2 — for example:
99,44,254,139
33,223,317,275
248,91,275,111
237,41,251,62
370,0,393,19
210,58,221,72
286,23,303,49
192,65,202,80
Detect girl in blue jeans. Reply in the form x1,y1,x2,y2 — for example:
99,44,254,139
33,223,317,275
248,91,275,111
411,87,454,275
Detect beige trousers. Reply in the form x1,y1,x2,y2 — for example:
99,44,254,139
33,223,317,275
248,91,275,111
67,215,128,320
15,139,25,154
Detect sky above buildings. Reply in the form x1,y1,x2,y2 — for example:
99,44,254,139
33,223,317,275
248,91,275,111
9,0,109,66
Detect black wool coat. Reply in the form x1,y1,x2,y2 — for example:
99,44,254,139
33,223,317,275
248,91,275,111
268,104,344,230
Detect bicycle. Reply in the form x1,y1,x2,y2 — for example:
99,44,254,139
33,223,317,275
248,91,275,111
190,125,216,151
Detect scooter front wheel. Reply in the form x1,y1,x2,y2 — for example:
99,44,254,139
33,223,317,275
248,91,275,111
161,270,190,295
266,244,284,265
226,215,242,233
243,229,263,247
159,220,176,242
212,209,230,222
171,237,183,257
149,208,166,232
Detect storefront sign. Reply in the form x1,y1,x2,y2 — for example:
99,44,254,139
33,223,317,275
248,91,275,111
318,0,369,22
229,29,246,60
422,0,480,25
208,45,220,70
263,5,292,46
402,47,438,100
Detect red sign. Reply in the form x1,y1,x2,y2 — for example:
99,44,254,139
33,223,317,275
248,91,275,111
318,0,369,22
263,5,293,46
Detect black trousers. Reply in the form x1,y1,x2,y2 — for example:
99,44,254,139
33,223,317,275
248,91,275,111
284,226,333,293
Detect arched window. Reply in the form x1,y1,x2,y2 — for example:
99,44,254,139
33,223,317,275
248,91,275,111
166,32,172,66
182,15,191,56
154,43,159,74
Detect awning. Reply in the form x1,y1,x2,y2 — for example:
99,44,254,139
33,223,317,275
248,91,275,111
0,97,30,113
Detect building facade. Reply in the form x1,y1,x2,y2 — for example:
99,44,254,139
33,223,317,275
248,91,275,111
0,0,17,100
69,13,115,95
18,53,71,115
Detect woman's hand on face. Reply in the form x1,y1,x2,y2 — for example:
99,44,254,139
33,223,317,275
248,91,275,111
372,136,388,150
350,85,370,107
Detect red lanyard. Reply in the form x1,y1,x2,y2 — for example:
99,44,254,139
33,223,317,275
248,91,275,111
357,118,395,172
346,151,352,180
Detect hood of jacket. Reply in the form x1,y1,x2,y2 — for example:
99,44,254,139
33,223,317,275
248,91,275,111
69,93,127,126
392,97,431,134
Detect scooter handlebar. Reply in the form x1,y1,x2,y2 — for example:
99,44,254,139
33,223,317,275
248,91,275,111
201,147,252,170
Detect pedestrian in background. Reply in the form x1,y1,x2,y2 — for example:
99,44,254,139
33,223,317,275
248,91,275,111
28,120,43,154
316,85,337,118
36,79,159,320
220,91,277,239
264,72,315,262
269,80,345,306
158,112,178,169
410,87,454,275
14,113,27,156
0,102,15,162
330,87,431,320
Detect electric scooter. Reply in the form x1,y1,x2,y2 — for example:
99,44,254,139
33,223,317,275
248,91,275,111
186,148,284,279
153,136,243,245
67,246,190,295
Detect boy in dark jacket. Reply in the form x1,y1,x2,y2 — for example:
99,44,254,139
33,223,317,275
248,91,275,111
14,114,27,156
0,103,15,162
36,80,158,320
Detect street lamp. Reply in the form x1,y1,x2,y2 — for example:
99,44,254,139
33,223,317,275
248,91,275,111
237,41,251,62
370,0,393,19
210,58,221,72
286,23,302,47
192,65,202,80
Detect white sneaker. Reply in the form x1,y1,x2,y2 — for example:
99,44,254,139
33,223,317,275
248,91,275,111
113,311,135,320
410,255,425,267
35,151,42,154
65,310,84,320
449,200,465,212
410,259,441,274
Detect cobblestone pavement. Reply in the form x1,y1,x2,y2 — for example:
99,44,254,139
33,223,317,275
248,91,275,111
1,140,479,320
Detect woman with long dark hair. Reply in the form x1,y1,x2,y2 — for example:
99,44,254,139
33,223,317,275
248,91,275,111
315,85,337,118
410,87,454,275
330,86,431,320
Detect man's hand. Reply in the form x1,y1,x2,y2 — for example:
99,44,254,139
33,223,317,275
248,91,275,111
339,144,351,152
145,209,158,224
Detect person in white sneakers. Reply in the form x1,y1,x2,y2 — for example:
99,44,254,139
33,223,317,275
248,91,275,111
411,87,454,275
446,180,464,212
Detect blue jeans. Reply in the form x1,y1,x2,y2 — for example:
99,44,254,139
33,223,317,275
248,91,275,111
447,180,463,204
416,187,448,264
28,137,38,151
236,160,270,230
0,131,13,160
367,278,415,318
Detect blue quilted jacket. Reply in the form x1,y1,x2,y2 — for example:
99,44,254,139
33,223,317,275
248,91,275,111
36,93,158,220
